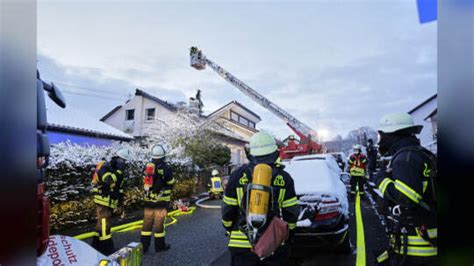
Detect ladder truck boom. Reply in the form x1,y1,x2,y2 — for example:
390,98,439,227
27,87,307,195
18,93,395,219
190,47,322,158
190,47,316,139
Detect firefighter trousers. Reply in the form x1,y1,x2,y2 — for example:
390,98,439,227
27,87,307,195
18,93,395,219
92,204,114,255
141,207,168,252
350,175,365,195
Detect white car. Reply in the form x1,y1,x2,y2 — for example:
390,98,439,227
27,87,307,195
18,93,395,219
283,154,350,252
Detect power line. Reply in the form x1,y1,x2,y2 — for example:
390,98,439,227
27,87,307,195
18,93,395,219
54,81,131,98
61,90,127,101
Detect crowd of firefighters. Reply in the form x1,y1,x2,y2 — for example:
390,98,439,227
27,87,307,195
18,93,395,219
88,112,437,266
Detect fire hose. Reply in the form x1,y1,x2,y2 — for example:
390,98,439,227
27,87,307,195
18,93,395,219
73,207,196,240
355,191,366,266
195,196,222,209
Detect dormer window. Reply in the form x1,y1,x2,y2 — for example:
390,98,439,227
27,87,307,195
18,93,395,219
126,109,135,121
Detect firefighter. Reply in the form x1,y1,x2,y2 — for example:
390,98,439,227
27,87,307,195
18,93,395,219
91,148,131,255
222,131,299,265
366,138,378,181
141,144,175,253
374,113,437,265
286,135,298,151
208,169,224,199
348,144,368,196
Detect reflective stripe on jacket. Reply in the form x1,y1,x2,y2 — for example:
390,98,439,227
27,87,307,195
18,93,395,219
210,177,224,193
93,164,122,209
348,153,367,176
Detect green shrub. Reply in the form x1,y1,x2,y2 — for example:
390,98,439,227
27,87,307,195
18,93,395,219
172,178,196,200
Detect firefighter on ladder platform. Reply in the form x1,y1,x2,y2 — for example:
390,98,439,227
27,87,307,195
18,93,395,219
348,144,368,197
91,148,131,255
374,113,437,265
141,144,175,253
221,131,299,265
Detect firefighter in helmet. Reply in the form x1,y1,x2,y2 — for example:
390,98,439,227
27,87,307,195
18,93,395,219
374,113,437,265
208,169,224,199
91,148,131,255
286,135,298,151
366,138,378,181
141,144,175,253
222,131,299,265
348,144,368,197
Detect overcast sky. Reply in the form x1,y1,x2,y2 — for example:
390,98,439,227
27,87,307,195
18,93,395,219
38,0,436,140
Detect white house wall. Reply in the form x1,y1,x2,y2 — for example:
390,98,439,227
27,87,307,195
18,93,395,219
103,96,176,137
410,97,437,147
140,97,176,136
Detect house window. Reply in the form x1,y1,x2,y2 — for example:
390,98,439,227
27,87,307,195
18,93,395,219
230,112,239,122
126,109,135,120
239,116,249,126
146,108,155,121
231,110,255,128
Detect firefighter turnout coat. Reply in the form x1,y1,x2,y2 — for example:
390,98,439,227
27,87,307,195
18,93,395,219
348,153,368,177
221,160,299,249
375,137,437,262
209,176,224,193
143,160,175,208
92,162,125,210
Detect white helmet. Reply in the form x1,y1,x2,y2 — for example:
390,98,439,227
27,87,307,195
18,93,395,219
151,144,166,159
116,148,131,161
353,144,361,153
249,131,278,157
212,169,219,176
378,112,423,134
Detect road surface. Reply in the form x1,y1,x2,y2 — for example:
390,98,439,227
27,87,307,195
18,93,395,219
80,188,387,265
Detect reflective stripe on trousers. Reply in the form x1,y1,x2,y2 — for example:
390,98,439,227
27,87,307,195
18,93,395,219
95,205,112,241
228,230,252,248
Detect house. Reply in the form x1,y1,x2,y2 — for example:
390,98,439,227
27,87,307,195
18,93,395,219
46,101,133,146
206,101,261,166
100,89,177,137
101,89,262,168
423,108,437,153
408,94,437,153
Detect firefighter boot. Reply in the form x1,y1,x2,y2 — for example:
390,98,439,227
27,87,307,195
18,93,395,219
98,238,115,256
155,237,170,252
141,235,151,253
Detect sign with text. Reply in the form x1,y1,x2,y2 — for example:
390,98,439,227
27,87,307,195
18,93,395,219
37,235,106,266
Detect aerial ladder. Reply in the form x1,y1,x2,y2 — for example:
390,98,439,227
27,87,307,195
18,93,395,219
189,47,322,159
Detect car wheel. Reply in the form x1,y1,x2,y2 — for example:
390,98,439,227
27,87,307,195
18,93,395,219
336,233,351,254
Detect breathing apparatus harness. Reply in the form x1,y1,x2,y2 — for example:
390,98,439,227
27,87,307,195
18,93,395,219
144,160,166,201
237,162,280,246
